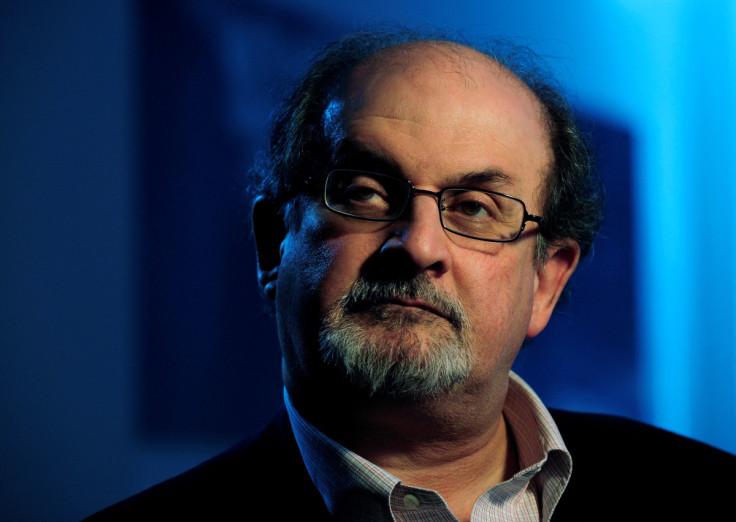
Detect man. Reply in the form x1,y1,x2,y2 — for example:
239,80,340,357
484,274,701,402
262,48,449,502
88,30,735,521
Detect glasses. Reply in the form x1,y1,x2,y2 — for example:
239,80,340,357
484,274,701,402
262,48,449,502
323,170,543,243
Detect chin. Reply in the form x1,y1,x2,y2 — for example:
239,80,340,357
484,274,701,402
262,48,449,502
318,313,476,400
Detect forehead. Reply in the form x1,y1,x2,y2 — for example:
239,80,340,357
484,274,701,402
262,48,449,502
327,42,551,205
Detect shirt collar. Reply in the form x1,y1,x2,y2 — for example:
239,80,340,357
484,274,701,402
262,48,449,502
503,372,573,518
285,371,572,519
504,370,569,467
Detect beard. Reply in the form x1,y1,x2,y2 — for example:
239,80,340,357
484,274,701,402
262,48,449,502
318,274,476,400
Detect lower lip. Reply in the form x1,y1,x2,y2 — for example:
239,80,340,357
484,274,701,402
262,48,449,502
386,301,443,317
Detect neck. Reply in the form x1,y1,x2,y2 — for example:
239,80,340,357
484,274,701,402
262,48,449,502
290,378,519,521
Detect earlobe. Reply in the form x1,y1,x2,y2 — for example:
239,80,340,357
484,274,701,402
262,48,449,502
252,197,287,300
259,268,278,299
526,239,581,338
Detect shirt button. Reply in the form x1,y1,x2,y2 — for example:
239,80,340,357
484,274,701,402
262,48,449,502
403,494,420,509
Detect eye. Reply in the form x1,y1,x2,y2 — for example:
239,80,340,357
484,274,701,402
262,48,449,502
341,176,388,204
458,200,489,218
327,173,395,218
443,191,499,221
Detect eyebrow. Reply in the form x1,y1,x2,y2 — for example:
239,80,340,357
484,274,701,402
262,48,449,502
332,139,402,176
452,170,517,191
333,138,518,191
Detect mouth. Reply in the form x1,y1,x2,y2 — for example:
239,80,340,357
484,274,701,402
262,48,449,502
340,276,465,333
385,298,448,319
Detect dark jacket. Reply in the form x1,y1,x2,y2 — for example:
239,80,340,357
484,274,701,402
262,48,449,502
85,407,735,521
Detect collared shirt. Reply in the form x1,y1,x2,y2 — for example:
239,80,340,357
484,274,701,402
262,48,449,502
285,371,572,521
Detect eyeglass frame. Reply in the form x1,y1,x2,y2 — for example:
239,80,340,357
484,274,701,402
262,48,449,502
321,169,544,243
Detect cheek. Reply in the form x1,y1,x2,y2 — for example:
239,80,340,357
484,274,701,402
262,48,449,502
275,226,339,370
279,232,334,314
280,217,379,317
315,233,387,310
460,254,536,359
276,220,384,374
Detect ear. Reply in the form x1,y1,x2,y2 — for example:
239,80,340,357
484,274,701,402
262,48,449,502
526,238,581,338
252,197,287,300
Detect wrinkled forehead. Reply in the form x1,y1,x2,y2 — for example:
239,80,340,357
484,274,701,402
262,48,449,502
323,41,548,147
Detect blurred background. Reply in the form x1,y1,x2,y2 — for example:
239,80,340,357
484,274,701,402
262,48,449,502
2,1,734,520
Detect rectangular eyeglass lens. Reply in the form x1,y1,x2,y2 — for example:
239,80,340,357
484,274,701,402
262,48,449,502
441,189,522,240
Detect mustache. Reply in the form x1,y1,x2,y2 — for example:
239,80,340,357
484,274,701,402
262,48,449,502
340,274,468,333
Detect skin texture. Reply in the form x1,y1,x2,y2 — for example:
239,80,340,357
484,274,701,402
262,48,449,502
253,41,580,521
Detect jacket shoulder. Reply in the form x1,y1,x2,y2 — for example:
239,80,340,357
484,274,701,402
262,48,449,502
84,407,328,520
550,409,736,520
551,409,735,469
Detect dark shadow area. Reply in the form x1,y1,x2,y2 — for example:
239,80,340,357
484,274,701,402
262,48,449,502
139,1,341,438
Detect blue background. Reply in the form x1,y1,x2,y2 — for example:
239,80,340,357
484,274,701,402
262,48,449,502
2,1,735,520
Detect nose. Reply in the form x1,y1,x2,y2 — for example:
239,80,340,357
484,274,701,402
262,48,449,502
380,193,452,275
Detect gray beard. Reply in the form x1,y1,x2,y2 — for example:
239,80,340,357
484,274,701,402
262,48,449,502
318,275,476,400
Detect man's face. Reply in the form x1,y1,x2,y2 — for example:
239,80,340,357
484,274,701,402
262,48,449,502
267,43,572,403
